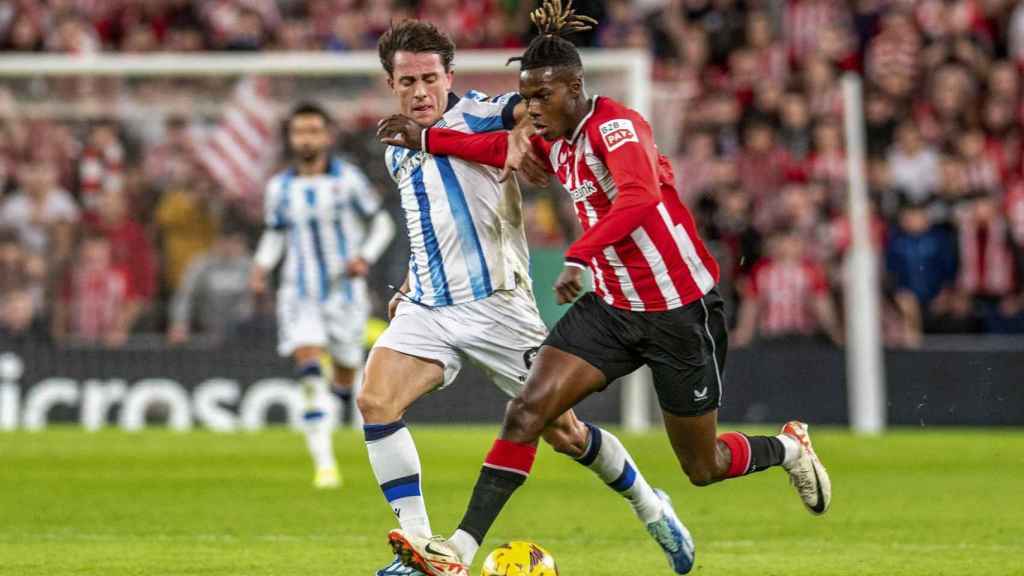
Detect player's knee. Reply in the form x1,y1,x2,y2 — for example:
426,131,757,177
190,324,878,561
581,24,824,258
504,397,546,442
356,387,397,424
682,462,717,487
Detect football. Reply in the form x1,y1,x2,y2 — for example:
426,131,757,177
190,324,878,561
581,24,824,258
480,541,558,576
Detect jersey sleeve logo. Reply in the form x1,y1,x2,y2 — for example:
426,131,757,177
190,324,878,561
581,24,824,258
598,118,639,152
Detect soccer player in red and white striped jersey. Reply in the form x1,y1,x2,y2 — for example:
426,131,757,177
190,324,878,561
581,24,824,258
378,3,832,575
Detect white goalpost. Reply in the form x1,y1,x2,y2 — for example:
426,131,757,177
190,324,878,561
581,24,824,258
0,49,655,431
841,74,887,434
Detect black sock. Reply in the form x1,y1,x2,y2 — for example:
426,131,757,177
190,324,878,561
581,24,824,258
456,467,527,544
720,432,786,477
746,435,786,474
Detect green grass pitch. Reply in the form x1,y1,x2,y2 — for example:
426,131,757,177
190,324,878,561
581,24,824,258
1,426,1022,575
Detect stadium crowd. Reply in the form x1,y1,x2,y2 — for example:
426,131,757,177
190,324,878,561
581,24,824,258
2,0,1024,350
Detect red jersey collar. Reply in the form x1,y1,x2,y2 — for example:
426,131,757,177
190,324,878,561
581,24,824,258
568,96,599,145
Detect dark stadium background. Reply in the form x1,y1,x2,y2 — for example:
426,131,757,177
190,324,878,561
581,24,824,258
0,0,1021,429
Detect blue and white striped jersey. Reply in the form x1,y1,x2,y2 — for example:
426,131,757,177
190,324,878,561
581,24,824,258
264,157,382,304
386,91,529,307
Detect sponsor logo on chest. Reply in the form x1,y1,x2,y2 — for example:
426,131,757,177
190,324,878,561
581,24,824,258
554,144,598,203
569,180,597,202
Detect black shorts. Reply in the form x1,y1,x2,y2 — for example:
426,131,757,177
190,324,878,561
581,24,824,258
543,289,728,417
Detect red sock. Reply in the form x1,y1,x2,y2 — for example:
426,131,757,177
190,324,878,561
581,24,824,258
483,438,537,477
719,432,752,478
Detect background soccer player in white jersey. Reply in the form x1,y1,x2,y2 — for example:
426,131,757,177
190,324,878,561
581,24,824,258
363,21,672,576
250,102,395,489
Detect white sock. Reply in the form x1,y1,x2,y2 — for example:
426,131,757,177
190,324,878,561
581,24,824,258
576,423,664,524
299,363,335,471
364,421,432,538
447,529,479,566
777,433,801,468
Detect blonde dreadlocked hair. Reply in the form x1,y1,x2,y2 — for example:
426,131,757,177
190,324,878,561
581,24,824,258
508,0,598,70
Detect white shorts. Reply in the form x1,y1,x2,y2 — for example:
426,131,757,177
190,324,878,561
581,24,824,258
372,285,548,397
277,290,368,368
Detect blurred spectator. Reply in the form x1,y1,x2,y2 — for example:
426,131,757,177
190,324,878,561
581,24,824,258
3,10,44,51
958,127,1000,194
701,184,761,309
864,91,897,157
1007,181,1024,247
986,61,1019,104
800,56,843,118
808,119,847,210
745,10,787,87
886,198,959,342
78,120,125,218
0,158,78,263
168,227,253,344
981,97,1020,181
919,63,977,145
143,116,192,187
275,18,313,51
224,7,268,51
887,121,940,203
52,233,134,347
86,188,158,320
732,227,843,347
46,12,100,54
327,11,368,51
675,129,716,201
778,91,812,161
736,119,788,206
929,154,971,228
154,162,219,292
867,9,921,101
0,228,46,339
599,0,649,50
953,193,1024,333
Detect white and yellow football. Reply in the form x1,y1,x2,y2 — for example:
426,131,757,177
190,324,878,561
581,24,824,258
480,541,558,576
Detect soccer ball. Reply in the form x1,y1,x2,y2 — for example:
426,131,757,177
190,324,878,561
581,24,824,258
480,541,558,576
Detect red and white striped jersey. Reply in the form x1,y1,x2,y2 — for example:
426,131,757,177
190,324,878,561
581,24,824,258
746,258,828,337
532,97,719,311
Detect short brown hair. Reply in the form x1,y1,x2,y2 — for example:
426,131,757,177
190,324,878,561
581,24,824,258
378,20,455,78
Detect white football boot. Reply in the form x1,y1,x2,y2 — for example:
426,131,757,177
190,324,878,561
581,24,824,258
780,421,832,514
388,529,468,576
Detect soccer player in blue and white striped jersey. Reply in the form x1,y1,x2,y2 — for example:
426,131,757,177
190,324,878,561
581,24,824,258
361,21,665,576
251,102,395,489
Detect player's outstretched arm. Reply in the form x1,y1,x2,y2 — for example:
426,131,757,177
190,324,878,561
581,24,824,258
378,114,510,167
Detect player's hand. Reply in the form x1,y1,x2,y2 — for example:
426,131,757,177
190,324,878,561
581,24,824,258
346,257,370,278
249,266,267,296
499,123,548,187
387,292,401,321
377,115,422,149
554,265,584,304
